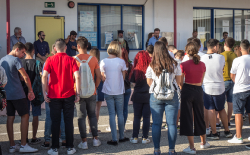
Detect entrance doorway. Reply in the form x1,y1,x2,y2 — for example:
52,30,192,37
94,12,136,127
35,16,65,54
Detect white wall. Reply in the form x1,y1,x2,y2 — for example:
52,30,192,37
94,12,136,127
0,0,7,58
177,0,250,50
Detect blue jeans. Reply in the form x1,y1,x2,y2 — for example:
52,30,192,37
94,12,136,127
44,102,66,142
150,92,179,152
123,88,131,127
224,80,234,102
233,90,250,115
104,94,124,141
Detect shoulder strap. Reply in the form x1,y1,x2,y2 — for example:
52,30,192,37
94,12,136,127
74,56,83,63
35,60,40,74
86,56,92,63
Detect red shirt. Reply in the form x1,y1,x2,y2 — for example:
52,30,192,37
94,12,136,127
180,60,206,84
44,53,79,99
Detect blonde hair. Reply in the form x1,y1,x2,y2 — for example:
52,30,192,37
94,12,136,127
89,48,100,62
107,41,121,57
51,44,57,54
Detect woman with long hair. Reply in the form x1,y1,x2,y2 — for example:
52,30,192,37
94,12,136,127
120,48,133,130
180,42,210,154
130,50,151,144
146,41,181,155
146,32,154,48
100,41,129,145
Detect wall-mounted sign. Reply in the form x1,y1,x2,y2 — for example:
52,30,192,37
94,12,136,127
45,2,55,8
43,10,57,14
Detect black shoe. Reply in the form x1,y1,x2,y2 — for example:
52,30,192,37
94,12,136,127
119,137,129,142
30,138,42,145
107,140,118,146
228,122,231,128
216,124,221,129
224,131,233,138
41,142,50,149
61,142,66,148
18,138,29,144
207,131,220,140
243,116,246,121
246,145,250,149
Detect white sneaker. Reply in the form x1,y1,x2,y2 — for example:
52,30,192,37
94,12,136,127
183,146,196,154
48,148,58,155
228,134,243,144
248,137,250,141
19,144,38,153
67,148,76,155
93,138,101,147
78,141,88,149
200,142,210,149
9,144,20,153
130,137,138,144
106,127,111,132
206,128,210,135
142,138,150,144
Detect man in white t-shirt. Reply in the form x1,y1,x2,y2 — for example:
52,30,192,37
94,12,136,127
201,39,232,140
183,38,205,62
228,40,250,145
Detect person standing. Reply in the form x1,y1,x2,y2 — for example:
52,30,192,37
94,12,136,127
201,39,232,140
192,30,204,52
100,41,129,145
183,38,205,62
65,31,78,57
148,28,161,46
220,37,237,128
10,27,26,51
0,42,37,153
159,37,175,58
228,40,250,145
146,41,181,155
42,39,80,155
180,42,210,154
34,31,50,64
74,37,102,150
220,32,228,42
146,32,154,48
130,50,151,144
116,30,130,55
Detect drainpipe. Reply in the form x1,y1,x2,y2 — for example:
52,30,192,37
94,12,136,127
174,0,177,48
153,0,155,28
6,0,10,54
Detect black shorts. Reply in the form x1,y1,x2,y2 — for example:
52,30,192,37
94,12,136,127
6,98,29,116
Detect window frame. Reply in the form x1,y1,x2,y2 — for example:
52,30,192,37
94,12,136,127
193,7,250,48
78,3,145,51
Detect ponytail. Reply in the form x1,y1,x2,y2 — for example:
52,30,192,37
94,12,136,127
193,54,200,64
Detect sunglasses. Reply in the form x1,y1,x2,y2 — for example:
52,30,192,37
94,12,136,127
42,35,46,36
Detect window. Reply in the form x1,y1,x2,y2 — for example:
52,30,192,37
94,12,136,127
193,9,211,49
234,10,250,41
78,3,144,50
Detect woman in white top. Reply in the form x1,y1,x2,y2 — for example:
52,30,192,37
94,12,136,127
100,41,129,145
146,41,181,155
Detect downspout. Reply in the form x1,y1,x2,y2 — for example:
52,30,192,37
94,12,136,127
153,0,155,28
174,0,177,47
6,0,10,54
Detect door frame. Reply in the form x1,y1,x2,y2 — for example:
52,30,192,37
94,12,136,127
34,15,65,41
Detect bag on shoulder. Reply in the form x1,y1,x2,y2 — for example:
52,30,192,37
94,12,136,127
74,56,95,98
31,60,44,106
152,69,175,100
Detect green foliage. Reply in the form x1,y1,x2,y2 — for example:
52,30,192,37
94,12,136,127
219,41,241,51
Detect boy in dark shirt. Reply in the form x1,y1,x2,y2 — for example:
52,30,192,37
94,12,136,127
22,42,43,144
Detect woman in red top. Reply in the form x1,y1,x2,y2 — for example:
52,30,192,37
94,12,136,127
180,42,210,154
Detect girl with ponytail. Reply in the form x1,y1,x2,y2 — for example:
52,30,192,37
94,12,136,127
180,42,210,154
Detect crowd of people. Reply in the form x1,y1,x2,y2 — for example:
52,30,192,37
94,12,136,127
0,27,250,155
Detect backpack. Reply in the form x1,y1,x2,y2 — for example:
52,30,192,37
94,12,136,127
74,56,95,98
152,69,175,100
31,60,44,106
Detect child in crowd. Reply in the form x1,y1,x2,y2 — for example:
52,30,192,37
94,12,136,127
159,37,175,58
146,45,154,58
217,44,224,54
168,45,178,55
234,45,241,57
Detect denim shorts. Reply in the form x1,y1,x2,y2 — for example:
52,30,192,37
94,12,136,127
96,81,104,101
224,80,234,102
233,90,250,115
27,100,41,116
203,91,225,111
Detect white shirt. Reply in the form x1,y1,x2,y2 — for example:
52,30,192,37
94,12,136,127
168,51,175,58
201,53,225,95
182,51,205,62
100,58,127,95
230,55,250,94
145,65,182,93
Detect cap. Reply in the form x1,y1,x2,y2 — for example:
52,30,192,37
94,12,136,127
118,30,124,34
70,30,77,36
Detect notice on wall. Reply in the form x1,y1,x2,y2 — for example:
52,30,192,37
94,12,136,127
245,19,250,25
78,31,97,46
223,27,229,33
105,32,113,44
235,18,241,25
197,27,206,39
223,20,229,27
80,11,94,32
235,25,242,41
161,32,174,45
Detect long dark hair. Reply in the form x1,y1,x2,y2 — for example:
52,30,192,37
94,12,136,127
121,48,133,80
147,32,154,42
150,41,177,76
185,42,200,64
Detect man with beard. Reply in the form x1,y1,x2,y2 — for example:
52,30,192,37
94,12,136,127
116,30,130,55
10,27,26,51
148,28,161,46
34,31,50,64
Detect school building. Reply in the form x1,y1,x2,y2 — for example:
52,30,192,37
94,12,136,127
0,0,250,60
